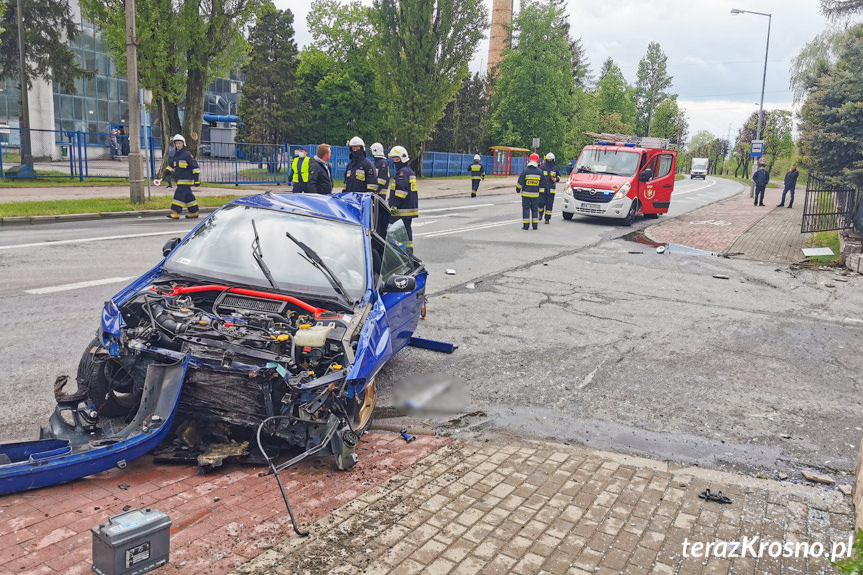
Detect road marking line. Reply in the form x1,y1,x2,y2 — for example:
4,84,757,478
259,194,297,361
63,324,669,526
25,276,134,295
418,213,559,238
672,179,717,195
424,204,494,213
0,230,189,251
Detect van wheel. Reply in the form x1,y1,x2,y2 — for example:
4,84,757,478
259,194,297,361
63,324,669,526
623,201,639,226
562,211,573,220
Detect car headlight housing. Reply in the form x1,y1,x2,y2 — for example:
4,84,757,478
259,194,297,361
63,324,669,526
565,187,573,196
613,182,631,200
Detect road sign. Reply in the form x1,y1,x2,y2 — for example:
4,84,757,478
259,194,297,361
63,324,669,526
532,137,540,149
750,140,764,157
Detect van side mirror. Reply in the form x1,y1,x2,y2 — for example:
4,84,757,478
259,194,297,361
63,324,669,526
162,237,181,257
639,168,654,182
383,275,416,293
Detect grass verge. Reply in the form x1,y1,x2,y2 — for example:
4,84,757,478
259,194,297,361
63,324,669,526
807,230,842,265
0,173,127,187
0,195,245,218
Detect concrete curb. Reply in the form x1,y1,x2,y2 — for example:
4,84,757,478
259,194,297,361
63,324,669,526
855,439,863,531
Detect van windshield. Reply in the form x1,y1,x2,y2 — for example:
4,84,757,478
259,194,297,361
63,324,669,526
574,149,640,177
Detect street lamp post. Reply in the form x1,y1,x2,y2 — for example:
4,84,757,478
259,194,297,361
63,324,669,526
731,8,771,196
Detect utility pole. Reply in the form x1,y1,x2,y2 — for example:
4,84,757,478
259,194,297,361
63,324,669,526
125,0,145,203
15,0,33,170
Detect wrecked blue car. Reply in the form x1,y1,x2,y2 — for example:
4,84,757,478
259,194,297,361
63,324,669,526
0,192,427,495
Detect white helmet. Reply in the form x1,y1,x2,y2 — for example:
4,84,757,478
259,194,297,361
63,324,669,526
370,142,385,158
172,134,185,144
545,152,555,161
348,136,365,148
388,145,409,162
474,154,481,161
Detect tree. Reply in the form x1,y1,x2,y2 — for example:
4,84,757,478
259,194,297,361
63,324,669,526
820,0,863,20
634,41,673,137
593,58,636,133
237,3,302,145
789,27,846,103
428,72,488,153
372,0,487,172
82,0,260,158
486,0,574,161
650,98,688,144
799,23,863,187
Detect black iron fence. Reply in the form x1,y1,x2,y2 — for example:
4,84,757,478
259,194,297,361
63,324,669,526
801,173,859,234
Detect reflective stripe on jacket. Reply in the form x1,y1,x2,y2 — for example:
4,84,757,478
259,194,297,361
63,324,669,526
164,148,200,186
516,165,545,198
374,157,390,197
389,164,418,217
470,161,485,180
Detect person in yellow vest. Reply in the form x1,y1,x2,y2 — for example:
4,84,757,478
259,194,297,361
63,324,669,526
291,149,310,193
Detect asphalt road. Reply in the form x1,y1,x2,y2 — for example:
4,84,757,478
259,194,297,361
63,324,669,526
5,177,861,481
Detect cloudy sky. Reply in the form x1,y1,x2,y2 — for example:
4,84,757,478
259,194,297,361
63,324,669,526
279,0,849,144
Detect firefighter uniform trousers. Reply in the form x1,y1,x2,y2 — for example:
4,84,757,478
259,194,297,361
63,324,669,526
538,161,561,222
389,164,418,252
469,161,485,197
374,157,390,200
164,149,201,217
517,165,545,230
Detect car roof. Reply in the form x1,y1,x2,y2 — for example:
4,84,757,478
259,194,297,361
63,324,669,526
230,192,366,226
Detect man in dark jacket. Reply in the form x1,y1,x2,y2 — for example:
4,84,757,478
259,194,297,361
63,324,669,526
752,164,769,206
777,164,799,208
307,144,333,195
516,153,547,230
162,134,201,219
344,136,377,193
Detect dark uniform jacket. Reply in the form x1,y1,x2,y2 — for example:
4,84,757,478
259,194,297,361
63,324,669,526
470,160,485,180
540,160,561,192
164,148,200,186
753,168,770,188
389,163,418,217
516,165,546,197
344,150,378,193
374,157,390,198
307,156,333,195
784,169,799,187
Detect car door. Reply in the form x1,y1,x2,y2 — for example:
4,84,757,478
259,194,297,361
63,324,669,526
379,220,427,354
640,152,676,214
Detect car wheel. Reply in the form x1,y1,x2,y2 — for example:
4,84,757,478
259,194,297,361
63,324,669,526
77,339,139,418
562,211,573,220
346,378,376,435
623,200,639,226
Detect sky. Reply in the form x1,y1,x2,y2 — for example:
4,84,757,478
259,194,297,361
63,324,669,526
278,0,849,145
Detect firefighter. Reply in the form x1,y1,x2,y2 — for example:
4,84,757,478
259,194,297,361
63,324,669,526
370,142,390,199
291,148,310,193
538,152,561,224
163,134,201,219
516,153,546,230
469,154,484,198
388,145,418,254
344,136,378,193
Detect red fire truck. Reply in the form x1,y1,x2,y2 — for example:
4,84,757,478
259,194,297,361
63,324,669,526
561,134,677,226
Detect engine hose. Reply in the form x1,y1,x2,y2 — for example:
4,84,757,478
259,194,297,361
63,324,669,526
150,303,188,335
256,416,309,537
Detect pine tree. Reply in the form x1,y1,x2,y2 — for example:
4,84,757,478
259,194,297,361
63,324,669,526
634,41,673,137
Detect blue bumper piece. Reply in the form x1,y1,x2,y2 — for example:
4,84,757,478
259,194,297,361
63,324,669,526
408,337,458,354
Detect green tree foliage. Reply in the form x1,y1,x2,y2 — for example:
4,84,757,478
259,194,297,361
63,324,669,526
799,24,863,187
82,0,259,157
634,41,673,137
0,0,88,91
488,1,575,161
789,27,846,104
428,72,488,153
593,58,636,134
372,0,487,171
731,109,794,176
687,130,729,175
820,0,863,20
650,98,688,144
296,1,383,145
237,2,301,145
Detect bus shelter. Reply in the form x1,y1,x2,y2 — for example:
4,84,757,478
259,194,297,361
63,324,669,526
490,146,530,175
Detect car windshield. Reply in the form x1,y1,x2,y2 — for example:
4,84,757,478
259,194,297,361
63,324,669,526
165,204,367,301
574,149,640,177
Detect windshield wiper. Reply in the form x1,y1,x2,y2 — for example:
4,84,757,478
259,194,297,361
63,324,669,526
285,231,354,304
251,219,279,290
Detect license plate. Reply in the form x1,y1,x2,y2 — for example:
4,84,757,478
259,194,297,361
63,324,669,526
580,202,600,210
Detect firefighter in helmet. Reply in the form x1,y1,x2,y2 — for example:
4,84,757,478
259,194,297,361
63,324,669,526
370,142,390,199
343,136,378,193
163,134,201,219
388,145,418,254
538,152,561,223
469,154,485,198
516,153,546,230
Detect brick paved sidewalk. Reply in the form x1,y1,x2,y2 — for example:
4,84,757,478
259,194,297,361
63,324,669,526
233,439,853,575
0,433,446,575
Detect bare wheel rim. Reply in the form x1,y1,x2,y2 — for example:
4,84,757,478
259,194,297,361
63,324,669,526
356,379,377,431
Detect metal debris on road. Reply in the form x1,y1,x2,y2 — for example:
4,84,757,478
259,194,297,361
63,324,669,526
400,429,416,443
713,274,730,280
445,269,456,275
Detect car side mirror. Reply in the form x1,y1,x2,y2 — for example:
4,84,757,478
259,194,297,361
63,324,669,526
383,275,416,293
639,168,654,182
162,237,181,257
